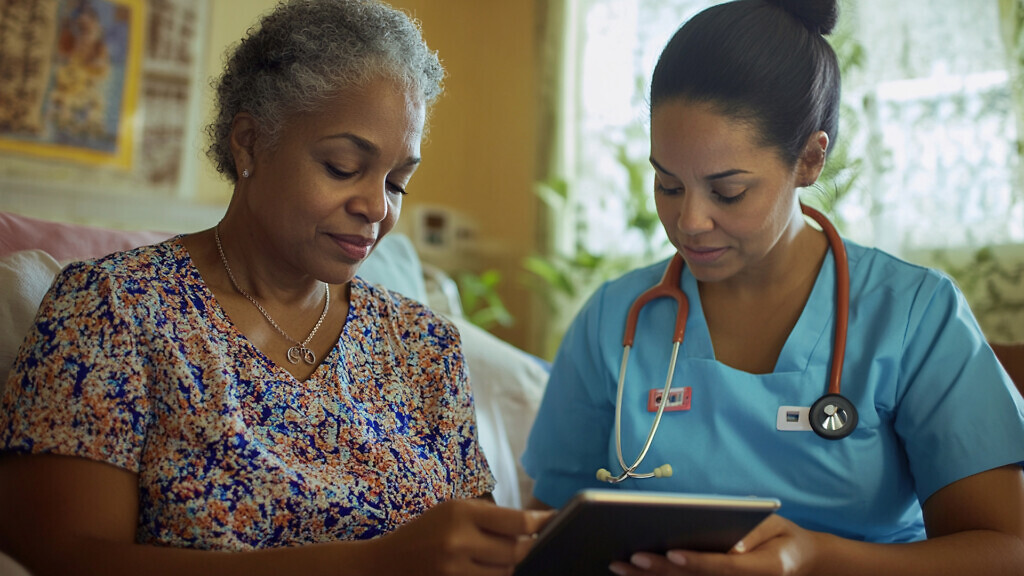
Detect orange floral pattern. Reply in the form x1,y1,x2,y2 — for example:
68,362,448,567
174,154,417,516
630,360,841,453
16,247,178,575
0,240,494,550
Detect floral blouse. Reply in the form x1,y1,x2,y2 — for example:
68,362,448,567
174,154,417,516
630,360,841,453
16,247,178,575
0,240,494,550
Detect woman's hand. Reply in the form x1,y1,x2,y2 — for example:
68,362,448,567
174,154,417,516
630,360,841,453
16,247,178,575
608,514,823,576
368,498,553,576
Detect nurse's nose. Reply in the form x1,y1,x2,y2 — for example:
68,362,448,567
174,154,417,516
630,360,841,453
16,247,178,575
677,191,714,235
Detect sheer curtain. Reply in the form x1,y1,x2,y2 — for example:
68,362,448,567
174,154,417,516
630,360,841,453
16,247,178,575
556,0,1024,341
839,0,1020,251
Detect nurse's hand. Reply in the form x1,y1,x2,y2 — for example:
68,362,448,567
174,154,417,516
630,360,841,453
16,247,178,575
608,514,825,576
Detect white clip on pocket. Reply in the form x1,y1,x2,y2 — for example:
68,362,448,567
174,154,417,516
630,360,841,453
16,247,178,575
776,406,812,431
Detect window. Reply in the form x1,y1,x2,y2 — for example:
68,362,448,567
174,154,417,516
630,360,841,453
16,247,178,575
558,0,1024,340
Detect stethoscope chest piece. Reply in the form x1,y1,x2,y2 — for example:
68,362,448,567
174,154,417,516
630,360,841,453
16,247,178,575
809,393,858,440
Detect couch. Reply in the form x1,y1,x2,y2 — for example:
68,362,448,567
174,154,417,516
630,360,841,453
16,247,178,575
0,210,548,572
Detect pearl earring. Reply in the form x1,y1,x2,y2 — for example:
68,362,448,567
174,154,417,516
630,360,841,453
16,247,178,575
241,169,250,178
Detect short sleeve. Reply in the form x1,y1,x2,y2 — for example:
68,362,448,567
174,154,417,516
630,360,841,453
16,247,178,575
400,304,495,500
522,285,616,508
0,261,151,472
894,275,1024,501
445,334,497,500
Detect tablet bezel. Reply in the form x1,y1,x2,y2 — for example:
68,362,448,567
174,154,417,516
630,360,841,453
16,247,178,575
514,489,781,576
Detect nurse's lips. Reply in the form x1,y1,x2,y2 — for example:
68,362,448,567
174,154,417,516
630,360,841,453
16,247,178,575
682,244,727,264
332,234,375,260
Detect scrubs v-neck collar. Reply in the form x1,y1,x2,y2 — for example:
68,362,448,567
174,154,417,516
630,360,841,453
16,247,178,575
678,248,839,375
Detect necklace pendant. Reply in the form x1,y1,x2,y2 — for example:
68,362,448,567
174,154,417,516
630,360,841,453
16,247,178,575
216,227,329,370
287,345,316,365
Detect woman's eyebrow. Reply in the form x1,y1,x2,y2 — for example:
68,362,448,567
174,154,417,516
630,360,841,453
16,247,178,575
322,132,380,155
649,156,675,176
321,132,421,168
705,168,750,181
650,157,750,181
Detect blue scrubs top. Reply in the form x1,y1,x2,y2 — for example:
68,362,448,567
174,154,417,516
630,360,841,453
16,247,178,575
522,241,1024,543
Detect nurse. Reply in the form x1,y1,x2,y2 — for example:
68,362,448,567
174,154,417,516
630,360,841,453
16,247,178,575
522,0,1024,574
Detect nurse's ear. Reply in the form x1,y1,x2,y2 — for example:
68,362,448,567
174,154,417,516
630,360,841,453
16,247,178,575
795,131,830,188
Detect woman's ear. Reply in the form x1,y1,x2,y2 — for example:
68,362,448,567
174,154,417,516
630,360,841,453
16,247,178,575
229,113,259,180
795,131,830,187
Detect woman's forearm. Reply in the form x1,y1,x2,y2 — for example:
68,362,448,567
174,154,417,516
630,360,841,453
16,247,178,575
3,496,547,576
8,536,377,576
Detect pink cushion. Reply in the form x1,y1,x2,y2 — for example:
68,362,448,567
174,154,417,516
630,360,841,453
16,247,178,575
0,211,173,262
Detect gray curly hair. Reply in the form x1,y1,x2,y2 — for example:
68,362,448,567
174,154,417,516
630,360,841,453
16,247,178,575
205,0,445,182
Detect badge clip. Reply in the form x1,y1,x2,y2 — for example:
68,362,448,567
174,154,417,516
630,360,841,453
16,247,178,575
776,406,812,431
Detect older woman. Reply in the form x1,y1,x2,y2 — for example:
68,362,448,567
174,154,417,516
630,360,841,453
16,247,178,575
0,1,546,574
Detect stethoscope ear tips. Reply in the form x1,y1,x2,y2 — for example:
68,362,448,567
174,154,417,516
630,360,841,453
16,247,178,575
596,465,672,482
809,393,858,440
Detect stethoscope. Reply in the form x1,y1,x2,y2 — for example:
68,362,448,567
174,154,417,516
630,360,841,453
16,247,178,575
597,204,856,484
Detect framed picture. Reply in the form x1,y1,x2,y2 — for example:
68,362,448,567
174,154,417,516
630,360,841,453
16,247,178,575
0,0,213,231
0,0,143,169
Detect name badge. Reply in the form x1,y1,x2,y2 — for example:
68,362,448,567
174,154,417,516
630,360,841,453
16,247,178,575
776,406,812,431
647,387,691,412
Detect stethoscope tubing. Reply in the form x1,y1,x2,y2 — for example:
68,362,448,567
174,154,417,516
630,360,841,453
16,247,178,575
610,342,681,482
803,206,850,396
601,250,689,483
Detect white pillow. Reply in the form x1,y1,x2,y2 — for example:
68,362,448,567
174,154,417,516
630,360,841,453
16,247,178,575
0,250,62,394
357,233,428,303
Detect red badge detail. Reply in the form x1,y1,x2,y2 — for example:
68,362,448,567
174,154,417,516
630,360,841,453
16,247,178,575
647,387,691,412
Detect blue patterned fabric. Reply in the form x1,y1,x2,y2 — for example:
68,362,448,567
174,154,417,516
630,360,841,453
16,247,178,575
0,239,494,549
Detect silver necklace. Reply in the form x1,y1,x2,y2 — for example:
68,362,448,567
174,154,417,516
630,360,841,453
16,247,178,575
214,226,330,365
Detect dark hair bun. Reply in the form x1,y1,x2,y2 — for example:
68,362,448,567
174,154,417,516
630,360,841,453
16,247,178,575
772,0,839,35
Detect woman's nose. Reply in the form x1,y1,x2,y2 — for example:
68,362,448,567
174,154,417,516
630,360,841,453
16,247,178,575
348,180,390,223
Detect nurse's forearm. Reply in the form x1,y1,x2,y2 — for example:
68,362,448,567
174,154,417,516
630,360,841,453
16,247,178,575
815,530,1024,575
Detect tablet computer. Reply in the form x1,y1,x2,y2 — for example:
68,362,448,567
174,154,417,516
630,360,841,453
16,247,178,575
514,489,781,576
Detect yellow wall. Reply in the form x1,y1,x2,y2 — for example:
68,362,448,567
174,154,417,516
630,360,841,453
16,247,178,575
197,0,542,353
194,0,276,205
390,0,540,353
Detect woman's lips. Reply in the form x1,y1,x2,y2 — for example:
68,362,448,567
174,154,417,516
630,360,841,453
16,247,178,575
682,245,727,264
332,234,375,261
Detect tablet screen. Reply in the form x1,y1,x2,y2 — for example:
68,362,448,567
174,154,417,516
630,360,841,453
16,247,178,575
514,490,780,576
